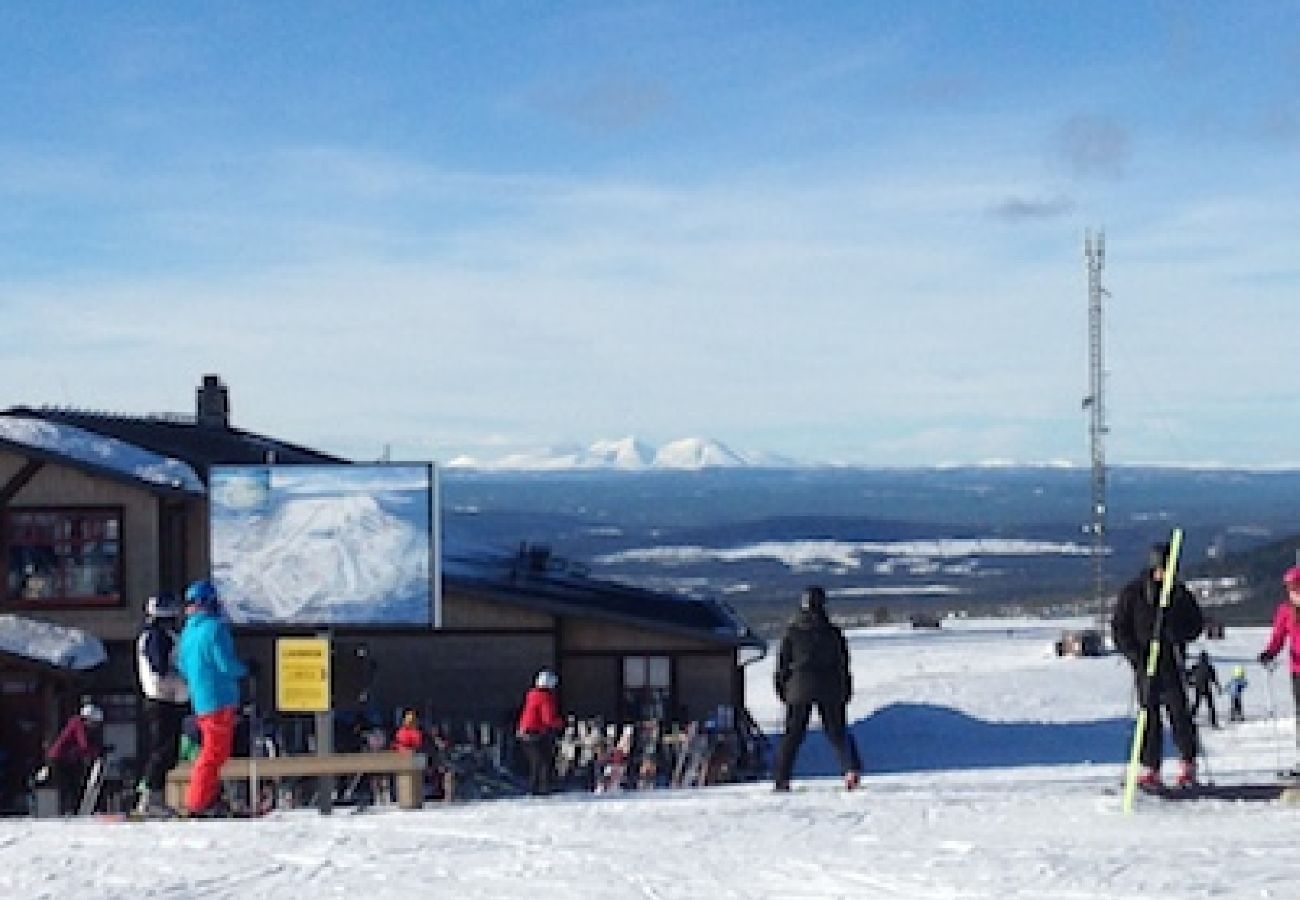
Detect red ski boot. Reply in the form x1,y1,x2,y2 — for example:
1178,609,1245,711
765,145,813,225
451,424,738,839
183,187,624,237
1135,767,1163,791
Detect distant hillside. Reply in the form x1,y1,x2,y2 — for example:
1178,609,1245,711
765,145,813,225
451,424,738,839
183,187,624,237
1190,533,1300,624
442,466,1300,630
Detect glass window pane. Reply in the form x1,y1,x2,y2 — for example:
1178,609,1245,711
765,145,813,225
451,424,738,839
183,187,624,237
3,508,122,607
623,656,647,688
648,656,671,688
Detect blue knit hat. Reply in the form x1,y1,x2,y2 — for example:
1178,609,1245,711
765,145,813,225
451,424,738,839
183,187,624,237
184,579,220,611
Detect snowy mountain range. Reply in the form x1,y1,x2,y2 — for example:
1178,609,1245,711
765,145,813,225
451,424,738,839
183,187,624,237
442,438,1098,472
445,436,790,471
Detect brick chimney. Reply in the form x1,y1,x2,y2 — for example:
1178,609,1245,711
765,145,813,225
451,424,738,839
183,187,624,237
196,374,230,429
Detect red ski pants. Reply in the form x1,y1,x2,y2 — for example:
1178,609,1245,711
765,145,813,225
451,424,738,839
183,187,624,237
187,706,237,813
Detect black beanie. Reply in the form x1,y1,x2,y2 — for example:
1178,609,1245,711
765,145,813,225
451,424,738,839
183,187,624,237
1148,542,1172,570
800,586,827,612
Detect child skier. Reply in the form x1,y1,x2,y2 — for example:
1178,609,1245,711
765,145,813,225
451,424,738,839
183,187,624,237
392,709,425,754
1224,665,1248,723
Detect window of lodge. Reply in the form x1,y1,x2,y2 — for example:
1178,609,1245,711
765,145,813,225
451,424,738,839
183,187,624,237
3,507,123,608
622,655,672,722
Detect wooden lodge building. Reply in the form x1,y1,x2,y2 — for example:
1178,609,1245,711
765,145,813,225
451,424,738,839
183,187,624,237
0,376,764,810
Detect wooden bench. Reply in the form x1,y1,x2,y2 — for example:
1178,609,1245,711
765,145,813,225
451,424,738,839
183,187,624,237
165,751,427,811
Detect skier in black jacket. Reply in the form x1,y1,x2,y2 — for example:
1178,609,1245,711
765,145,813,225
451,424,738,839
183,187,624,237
1189,650,1221,729
135,592,189,815
771,586,861,791
1111,542,1204,789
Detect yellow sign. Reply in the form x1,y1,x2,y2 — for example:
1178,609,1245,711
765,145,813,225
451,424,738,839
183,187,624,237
276,637,331,712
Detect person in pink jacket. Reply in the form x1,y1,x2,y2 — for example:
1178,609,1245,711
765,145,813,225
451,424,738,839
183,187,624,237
1258,565,1300,775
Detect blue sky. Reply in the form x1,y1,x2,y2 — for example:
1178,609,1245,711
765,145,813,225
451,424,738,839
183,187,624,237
3,2,1300,466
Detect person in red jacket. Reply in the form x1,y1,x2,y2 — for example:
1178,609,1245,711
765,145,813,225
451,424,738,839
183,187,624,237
516,669,563,795
44,703,105,813
1259,565,1300,776
392,709,425,754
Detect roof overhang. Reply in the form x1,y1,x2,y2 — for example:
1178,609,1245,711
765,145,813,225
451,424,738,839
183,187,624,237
0,415,204,498
449,575,764,650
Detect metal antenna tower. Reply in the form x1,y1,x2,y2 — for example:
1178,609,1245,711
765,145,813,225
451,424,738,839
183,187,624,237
1083,229,1108,610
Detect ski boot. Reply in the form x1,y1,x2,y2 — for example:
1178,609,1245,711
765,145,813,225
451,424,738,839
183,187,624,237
1172,760,1196,790
134,789,177,819
843,770,861,791
187,797,234,819
1135,767,1163,791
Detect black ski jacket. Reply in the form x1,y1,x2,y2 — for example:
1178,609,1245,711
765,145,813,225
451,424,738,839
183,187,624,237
774,608,852,706
1111,571,1203,678
1190,656,1220,694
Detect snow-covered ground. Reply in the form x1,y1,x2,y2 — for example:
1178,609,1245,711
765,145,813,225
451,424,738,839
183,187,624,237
4,617,1298,899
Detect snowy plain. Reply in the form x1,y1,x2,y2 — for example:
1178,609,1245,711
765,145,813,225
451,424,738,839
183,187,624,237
4,617,1299,899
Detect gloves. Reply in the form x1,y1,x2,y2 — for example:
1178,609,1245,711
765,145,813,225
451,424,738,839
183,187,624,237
33,765,50,784
1258,652,1277,670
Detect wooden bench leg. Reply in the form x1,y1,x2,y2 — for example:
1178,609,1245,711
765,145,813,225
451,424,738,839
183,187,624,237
395,771,421,810
165,779,185,812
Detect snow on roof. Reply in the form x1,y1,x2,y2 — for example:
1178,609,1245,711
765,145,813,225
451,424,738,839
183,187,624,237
0,414,204,493
0,614,107,670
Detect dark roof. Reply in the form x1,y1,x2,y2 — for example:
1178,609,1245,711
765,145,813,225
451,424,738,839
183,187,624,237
445,545,761,648
4,407,344,479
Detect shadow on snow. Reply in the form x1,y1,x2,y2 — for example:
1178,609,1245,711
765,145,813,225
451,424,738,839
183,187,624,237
781,702,1132,777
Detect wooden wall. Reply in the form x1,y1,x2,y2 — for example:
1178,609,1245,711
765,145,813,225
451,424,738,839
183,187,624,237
1,448,162,642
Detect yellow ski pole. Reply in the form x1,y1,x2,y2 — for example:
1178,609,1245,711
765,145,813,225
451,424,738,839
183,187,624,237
1122,528,1183,813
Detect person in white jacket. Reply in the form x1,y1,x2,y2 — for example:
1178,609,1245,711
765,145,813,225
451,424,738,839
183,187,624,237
135,592,189,815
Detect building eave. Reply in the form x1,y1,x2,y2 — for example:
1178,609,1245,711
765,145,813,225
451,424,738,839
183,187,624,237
448,573,760,649
0,433,201,499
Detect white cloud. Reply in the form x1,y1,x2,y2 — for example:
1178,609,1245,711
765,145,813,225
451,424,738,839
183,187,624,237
4,105,1300,466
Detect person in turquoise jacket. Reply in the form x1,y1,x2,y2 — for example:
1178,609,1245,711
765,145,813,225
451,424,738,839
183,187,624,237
176,579,247,815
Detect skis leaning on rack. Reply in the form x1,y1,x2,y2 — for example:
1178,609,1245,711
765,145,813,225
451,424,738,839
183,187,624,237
76,756,107,816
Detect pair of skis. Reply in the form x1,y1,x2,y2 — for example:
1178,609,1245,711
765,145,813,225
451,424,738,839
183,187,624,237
76,756,107,816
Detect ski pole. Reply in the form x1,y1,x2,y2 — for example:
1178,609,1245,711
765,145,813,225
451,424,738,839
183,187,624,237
1265,663,1283,776
1196,727,1214,786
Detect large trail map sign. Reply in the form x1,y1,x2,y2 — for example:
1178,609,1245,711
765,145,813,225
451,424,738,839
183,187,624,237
209,464,438,627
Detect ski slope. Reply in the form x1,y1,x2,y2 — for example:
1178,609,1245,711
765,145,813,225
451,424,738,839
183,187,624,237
3,618,1298,899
